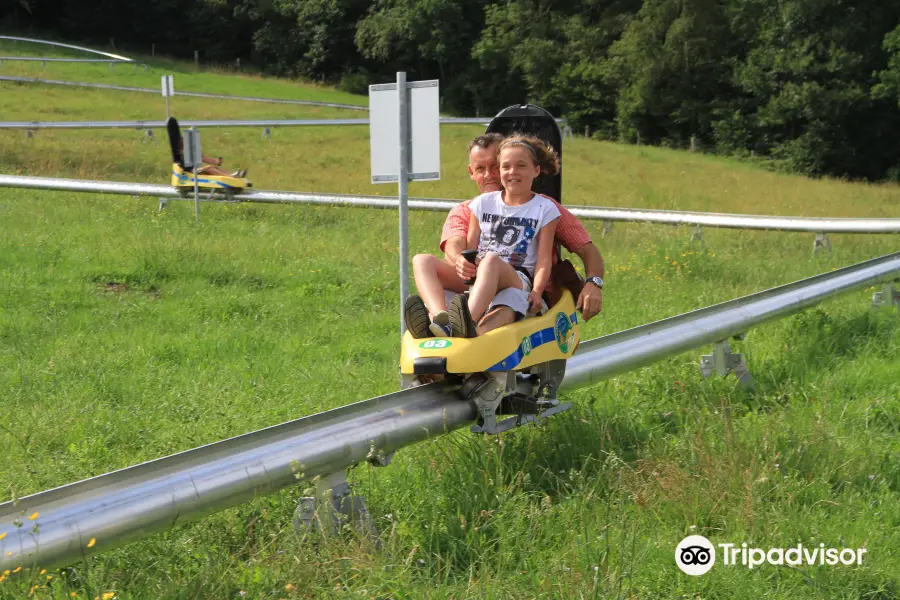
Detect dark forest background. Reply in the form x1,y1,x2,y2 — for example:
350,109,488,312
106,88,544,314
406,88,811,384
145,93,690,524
5,0,900,180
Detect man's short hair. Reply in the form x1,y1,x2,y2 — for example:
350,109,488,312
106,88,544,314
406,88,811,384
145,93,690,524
467,132,505,156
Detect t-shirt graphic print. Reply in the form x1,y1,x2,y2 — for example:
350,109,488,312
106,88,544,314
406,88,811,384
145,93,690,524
468,191,561,278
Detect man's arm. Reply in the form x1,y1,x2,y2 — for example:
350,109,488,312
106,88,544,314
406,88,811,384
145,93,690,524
574,242,604,321
440,201,477,281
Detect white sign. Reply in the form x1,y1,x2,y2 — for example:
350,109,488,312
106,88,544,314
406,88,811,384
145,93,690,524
369,80,440,183
161,75,174,97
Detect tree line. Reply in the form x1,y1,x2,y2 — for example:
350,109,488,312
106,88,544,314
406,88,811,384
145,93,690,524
6,0,900,180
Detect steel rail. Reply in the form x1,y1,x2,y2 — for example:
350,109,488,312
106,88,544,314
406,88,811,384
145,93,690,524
1,174,899,234
0,36,133,61
0,75,368,111
568,251,900,376
565,206,900,234
1,251,899,571
0,118,488,130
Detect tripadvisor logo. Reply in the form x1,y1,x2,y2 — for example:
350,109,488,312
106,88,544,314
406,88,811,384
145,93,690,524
676,535,715,576
675,535,868,575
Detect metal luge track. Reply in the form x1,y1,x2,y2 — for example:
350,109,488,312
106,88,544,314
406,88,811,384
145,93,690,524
567,251,900,386
0,75,368,111
0,384,473,571
1,252,899,571
0,117,490,130
0,36,134,61
1,174,899,234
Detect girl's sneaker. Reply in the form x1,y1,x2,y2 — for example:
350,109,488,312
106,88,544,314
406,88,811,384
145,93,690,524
449,294,477,338
428,311,452,337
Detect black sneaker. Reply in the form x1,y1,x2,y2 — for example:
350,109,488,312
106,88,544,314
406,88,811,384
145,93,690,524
404,294,430,339
449,294,477,338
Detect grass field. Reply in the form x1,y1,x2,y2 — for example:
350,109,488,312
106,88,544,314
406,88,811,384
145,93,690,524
1,45,899,599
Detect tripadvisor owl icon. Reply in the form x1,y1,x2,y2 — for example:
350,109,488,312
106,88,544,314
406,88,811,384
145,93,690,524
676,535,716,576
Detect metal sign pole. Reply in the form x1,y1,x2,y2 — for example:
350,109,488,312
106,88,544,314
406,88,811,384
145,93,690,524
190,126,200,223
397,71,410,336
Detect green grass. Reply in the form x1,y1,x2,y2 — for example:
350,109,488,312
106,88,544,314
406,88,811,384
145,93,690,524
0,50,899,599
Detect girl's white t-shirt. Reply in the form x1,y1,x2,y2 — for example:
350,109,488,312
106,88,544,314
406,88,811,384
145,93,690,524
469,191,561,278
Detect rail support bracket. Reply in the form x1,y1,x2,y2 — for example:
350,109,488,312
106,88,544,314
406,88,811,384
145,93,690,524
700,340,753,387
294,471,377,540
813,233,832,257
690,225,704,243
142,128,155,143
602,220,614,238
872,282,900,311
262,127,272,141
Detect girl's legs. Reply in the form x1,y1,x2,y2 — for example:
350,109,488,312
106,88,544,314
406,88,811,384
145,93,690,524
412,254,467,315
467,253,525,321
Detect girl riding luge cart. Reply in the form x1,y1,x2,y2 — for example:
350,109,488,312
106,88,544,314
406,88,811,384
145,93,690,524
400,106,583,434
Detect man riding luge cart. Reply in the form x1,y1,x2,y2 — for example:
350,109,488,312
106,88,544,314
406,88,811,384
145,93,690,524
166,117,252,200
400,104,605,434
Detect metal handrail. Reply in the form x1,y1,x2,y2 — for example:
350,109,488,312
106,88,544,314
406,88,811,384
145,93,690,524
0,75,368,111
1,252,897,570
0,174,898,234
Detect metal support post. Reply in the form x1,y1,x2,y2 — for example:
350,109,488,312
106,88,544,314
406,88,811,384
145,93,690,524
293,471,377,539
601,220,614,238
700,339,753,386
188,126,201,223
142,128,154,143
872,282,900,310
397,71,410,336
262,127,272,141
690,225,704,243
25,129,36,139
813,233,832,256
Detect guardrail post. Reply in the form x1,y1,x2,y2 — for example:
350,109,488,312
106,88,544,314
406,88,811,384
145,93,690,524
262,127,272,141
872,282,900,310
294,471,377,539
142,129,155,143
813,233,832,257
700,339,753,386
25,129,36,139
